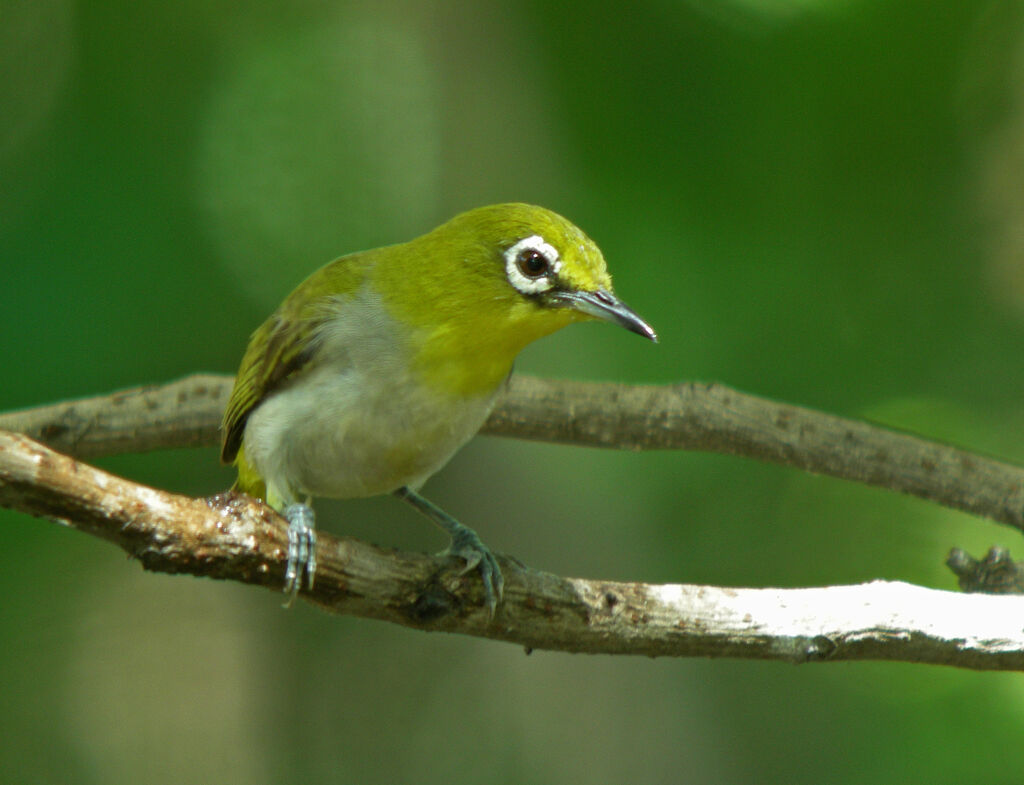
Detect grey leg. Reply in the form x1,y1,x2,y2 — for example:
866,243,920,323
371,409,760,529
394,487,504,615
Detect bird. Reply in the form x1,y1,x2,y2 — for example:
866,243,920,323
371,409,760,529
220,203,656,614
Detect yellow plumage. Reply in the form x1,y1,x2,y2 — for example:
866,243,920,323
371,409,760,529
220,203,655,611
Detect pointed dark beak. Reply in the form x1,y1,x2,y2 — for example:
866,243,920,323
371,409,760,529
552,289,657,342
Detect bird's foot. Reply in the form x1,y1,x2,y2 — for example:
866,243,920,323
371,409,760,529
282,502,317,606
443,523,504,617
394,487,504,617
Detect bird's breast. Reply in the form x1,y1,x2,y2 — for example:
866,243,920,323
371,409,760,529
241,291,500,500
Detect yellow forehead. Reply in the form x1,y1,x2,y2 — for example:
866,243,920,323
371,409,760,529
547,223,613,293
440,202,614,293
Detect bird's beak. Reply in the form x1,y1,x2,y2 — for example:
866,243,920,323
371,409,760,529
552,289,657,342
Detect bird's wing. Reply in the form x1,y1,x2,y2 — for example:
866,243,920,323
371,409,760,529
220,253,372,464
219,294,326,464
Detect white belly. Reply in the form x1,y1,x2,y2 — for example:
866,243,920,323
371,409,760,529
241,293,498,502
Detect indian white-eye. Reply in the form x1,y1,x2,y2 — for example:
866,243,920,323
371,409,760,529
221,203,656,613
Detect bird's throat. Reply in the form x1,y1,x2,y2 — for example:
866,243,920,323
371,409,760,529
411,322,522,397
410,304,574,397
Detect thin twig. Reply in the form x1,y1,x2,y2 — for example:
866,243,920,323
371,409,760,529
2,374,1023,533
2,429,1023,670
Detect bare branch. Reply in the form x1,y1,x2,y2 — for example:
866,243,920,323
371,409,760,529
2,428,1024,670
0,375,232,458
2,374,1023,534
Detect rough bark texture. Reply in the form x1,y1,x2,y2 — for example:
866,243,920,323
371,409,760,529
2,374,1023,535
3,429,1024,670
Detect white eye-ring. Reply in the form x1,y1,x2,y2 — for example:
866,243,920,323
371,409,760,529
504,235,561,295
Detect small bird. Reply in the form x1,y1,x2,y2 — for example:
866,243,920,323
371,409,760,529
221,203,655,613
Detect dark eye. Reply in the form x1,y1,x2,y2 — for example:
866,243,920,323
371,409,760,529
516,248,550,278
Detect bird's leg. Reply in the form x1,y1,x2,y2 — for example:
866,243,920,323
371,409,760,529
281,501,317,606
393,487,504,615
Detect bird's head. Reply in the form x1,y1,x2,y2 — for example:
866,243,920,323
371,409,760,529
377,202,656,394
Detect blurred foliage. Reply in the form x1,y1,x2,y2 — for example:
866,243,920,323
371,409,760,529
4,0,1024,783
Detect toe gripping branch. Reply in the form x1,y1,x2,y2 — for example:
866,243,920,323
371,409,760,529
282,502,317,606
394,487,504,616
277,492,503,615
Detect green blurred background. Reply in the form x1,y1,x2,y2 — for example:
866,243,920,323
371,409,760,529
4,0,1024,782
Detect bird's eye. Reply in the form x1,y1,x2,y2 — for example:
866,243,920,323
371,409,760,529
504,235,561,295
516,248,551,279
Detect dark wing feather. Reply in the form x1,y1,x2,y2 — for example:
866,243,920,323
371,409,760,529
219,250,376,464
219,311,321,463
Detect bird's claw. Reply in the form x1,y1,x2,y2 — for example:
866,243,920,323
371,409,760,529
444,526,504,616
393,486,504,617
282,503,317,607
